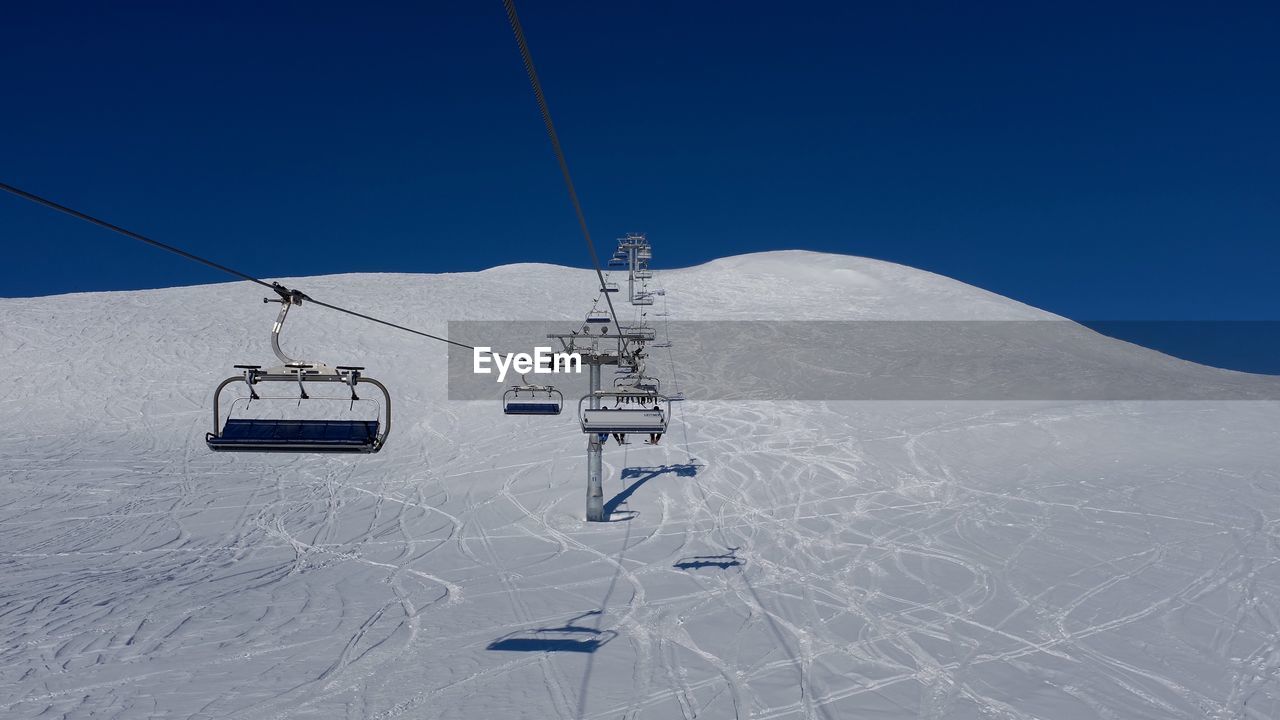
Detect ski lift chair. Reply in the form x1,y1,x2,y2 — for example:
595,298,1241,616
615,374,661,394
579,390,670,438
207,285,391,453
618,324,656,341
503,383,563,415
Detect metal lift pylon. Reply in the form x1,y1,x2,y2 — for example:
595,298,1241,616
548,332,622,522
586,362,604,521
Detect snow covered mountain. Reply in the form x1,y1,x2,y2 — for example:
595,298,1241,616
2,251,1278,719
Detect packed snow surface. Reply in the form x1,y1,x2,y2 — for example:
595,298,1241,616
2,251,1279,719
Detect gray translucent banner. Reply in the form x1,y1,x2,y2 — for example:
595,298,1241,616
447,321,1280,401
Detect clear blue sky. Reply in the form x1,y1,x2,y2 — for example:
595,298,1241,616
2,1,1277,324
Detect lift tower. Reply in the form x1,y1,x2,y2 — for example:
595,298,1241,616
547,334,622,521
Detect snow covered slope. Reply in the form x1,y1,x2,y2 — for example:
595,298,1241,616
2,251,1279,719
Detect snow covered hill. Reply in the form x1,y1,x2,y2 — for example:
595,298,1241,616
2,251,1279,719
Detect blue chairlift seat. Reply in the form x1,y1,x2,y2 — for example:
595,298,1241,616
503,386,563,416
505,400,562,415
207,418,380,453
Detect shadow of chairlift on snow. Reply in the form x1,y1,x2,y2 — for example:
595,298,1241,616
603,463,702,522
619,463,700,480
674,547,745,571
486,611,617,653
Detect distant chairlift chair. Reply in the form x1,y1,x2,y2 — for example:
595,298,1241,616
615,374,661,394
504,382,564,415
206,285,391,453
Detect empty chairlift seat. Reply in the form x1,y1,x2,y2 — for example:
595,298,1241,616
208,418,380,452
504,386,563,415
207,293,391,454
206,364,391,454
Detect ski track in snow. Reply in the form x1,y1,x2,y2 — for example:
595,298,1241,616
2,252,1279,719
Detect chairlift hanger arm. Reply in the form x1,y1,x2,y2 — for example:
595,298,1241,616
266,296,303,366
